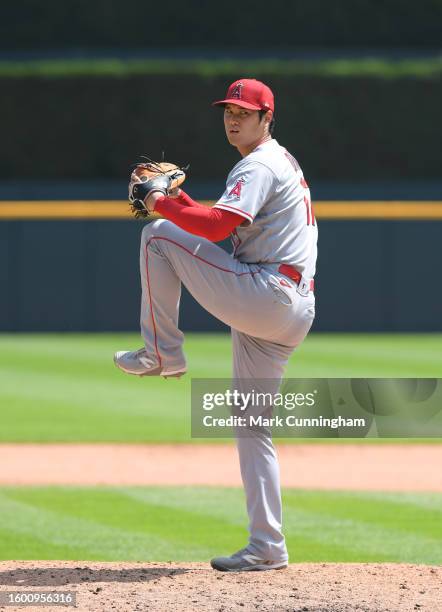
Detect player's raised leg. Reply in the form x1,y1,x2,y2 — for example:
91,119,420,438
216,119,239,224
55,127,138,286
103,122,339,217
114,218,300,377
113,221,187,377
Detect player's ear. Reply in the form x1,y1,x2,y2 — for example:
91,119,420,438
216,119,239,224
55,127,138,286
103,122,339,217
265,110,273,131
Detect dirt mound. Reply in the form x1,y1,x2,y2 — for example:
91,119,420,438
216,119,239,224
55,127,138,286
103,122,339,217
0,561,439,611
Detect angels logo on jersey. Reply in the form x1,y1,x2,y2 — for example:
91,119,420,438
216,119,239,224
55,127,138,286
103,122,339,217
228,178,244,199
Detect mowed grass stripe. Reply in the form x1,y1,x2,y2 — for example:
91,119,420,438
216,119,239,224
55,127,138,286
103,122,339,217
288,356,438,377
0,332,441,380
0,528,95,561
0,488,242,561
121,487,248,525
0,368,183,417
300,345,442,365
123,487,442,563
0,490,213,561
5,487,245,551
284,491,442,539
0,399,186,443
283,492,442,564
1,333,442,442
2,333,442,373
366,491,442,512
0,487,440,564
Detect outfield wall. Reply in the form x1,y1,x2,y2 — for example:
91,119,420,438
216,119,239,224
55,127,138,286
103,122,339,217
1,202,441,332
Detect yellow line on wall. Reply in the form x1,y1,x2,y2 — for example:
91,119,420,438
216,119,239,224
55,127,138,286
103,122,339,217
0,201,442,220
314,202,442,219
0,201,129,219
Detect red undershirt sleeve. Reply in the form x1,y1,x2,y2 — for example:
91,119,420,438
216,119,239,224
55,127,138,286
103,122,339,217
154,194,244,242
173,190,207,209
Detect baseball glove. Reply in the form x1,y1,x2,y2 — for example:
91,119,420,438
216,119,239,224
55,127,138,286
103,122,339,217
128,159,187,219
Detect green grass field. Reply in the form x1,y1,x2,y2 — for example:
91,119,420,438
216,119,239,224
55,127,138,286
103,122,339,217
1,332,441,442
1,333,441,565
0,486,440,564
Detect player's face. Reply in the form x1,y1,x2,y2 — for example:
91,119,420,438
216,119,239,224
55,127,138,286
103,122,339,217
223,104,270,154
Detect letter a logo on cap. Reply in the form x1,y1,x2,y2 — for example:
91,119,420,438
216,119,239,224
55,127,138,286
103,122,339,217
231,82,243,99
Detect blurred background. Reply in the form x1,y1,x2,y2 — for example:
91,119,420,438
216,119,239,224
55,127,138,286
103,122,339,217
0,0,441,333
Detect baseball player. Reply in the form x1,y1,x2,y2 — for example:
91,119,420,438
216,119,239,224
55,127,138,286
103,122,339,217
115,79,318,571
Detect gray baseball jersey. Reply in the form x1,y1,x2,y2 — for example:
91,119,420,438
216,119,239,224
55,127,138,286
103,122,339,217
214,139,318,279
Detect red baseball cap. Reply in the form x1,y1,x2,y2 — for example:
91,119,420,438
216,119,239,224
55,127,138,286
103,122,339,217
212,79,274,112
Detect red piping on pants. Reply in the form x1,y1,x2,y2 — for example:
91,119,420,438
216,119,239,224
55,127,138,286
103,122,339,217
143,235,263,365
146,236,263,277
145,244,162,368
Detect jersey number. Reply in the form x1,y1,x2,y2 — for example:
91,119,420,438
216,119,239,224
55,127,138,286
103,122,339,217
301,177,315,226
284,151,315,226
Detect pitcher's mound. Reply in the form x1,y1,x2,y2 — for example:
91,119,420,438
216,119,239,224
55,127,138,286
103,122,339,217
0,561,440,611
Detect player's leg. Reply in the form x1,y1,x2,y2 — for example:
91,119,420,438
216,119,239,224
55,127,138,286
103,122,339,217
232,330,291,563
136,218,246,372
143,219,315,334
140,220,269,326
139,224,186,372
116,218,299,375
211,308,315,571
210,332,293,571
114,221,187,376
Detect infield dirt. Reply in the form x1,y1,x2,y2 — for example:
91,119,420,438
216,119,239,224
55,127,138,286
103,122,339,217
0,561,440,611
1,443,440,611
1,443,441,491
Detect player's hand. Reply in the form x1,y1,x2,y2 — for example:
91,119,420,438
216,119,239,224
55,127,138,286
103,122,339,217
128,160,186,219
144,191,164,214
168,187,181,198
128,170,142,202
